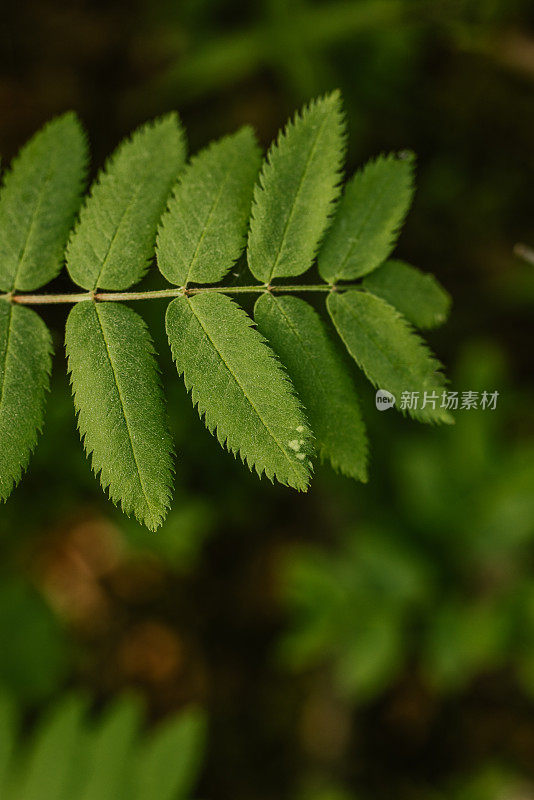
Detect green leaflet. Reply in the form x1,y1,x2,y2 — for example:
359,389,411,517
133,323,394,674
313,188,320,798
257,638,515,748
157,127,261,286
133,708,206,800
65,301,173,530
255,293,368,482
166,293,314,490
0,301,52,501
14,696,86,800
327,290,452,424
0,113,87,292
247,92,345,283
362,259,452,329
67,115,186,291
318,153,414,283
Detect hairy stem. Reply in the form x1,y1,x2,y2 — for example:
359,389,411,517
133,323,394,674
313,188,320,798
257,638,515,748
1,283,356,306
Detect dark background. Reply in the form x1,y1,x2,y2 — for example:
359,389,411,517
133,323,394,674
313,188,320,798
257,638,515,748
1,1,534,798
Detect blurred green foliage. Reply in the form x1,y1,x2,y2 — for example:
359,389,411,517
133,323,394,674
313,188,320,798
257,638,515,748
298,765,534,800
0,580,69,704
281,341,534,700
0,694,205,800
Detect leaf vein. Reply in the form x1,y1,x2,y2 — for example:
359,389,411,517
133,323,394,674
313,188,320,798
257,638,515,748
268,112,331,282
93,303,154,515
186,297,301,483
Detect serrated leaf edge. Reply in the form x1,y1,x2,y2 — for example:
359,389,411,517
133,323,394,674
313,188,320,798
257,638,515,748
167,295,314,491
248,90,346,284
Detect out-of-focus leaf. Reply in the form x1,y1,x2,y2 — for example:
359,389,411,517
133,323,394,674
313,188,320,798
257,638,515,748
255,293,368,481
0,580,68,703
13,695,86,800
327,290,451,423
134,708,206,800
362,259,451,329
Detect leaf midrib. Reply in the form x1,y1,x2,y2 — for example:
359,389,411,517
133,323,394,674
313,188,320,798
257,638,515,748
186,297,305,486
184,152,239,284
91,173,150,290
334,166,405,280
12,161,56,291
334,292,441,397
93,303,155,518
270,296,366,474
334,292,416,383
267,108,332,282
0,303,13,411
271,297,330,402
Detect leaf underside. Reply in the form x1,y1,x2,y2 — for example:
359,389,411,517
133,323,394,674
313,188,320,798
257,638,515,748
157,127,261,286
255,293,368,482
327,290,452,424
0,113,87,292
67,114,186,291
65,301,173,530
166,292,314,490
0,300,52,501
318,153,414,283
247,91,345,283
362,259,451,329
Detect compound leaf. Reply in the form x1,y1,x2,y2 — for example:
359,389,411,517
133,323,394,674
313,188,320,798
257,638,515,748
134,708,206,800
362,259,451,329
0,113,87,292
318,153,414,283
67,115,185,291
247,92,345,283
255,293,368,481
65,301,173,530
157,127,261,286
166,292,313,490
0,301,52,501
327,290,451,424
